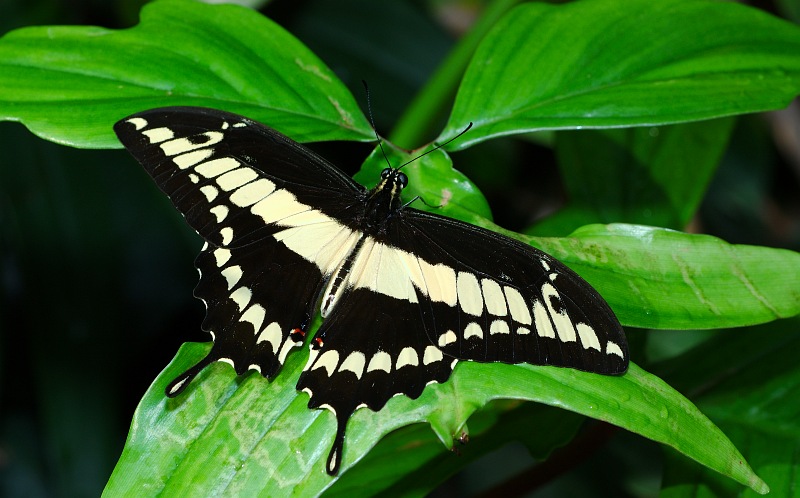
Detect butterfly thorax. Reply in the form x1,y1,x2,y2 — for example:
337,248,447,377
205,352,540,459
361,168,408,234
317,169,408,319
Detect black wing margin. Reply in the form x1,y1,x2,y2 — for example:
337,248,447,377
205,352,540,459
114,107,364,396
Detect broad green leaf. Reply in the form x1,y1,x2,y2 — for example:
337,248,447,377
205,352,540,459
0,0,373,148
530,118,735,237
440,0,800,149
657,321,800,497
524,224,800,330
106,341,766,496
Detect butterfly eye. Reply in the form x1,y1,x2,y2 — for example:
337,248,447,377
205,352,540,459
380,168,392,179
397,172,408,188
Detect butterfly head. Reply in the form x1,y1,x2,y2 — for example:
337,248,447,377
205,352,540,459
380,168,408,191
378,167,409,207
370,167,408,207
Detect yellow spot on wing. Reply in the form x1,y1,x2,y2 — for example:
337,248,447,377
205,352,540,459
482,279,508,316
606,341,624,358
195,157,239,178
174,149,213,169
127,117,148,130
221,265,242,290
240,304,266,332
438,330,457,347
423,346,444,365
161,131,223,156
231,179,277,208
457,272,483,316
464,322,483,340
256,322,283,354
312,350,340,376
576,323,601,351
396,347,419,369
367,351,391,373
338,352,366,379
142,127,174,144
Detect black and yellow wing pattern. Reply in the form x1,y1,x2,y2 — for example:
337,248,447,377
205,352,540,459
114,107,628,475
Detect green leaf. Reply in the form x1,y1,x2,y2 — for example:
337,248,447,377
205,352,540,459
440,0,800,148
657,320,800,497
106,341,767,496
530,118,735,237
526,224,800,330
0,0,373,148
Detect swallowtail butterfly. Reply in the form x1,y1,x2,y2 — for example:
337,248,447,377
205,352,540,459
114,107,628,476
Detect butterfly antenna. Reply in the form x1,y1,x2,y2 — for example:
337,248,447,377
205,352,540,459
362,81,472,171
362,80,393,168
396,121,473,171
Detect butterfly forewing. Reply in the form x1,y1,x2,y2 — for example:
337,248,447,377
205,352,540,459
115,107,363,245
114,106,628,477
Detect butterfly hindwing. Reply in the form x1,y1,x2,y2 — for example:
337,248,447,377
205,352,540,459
296,286,454,474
